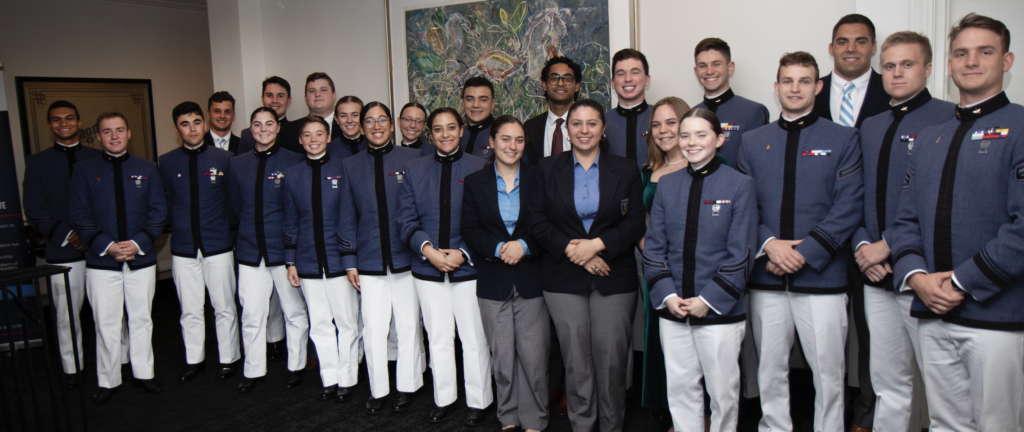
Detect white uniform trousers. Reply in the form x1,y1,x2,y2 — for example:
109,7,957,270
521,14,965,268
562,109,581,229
918,320,1024,432
86,266,156,389
171,251,240,364
661,318,744,432
415,278,493,408
300,275,360,387
750,290,847,432
51,260,86,373
864,287,921,432
238,261,309,378
361,271,424,398
266,288,285,344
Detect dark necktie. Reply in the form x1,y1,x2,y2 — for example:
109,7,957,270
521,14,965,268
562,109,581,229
551,118,564,155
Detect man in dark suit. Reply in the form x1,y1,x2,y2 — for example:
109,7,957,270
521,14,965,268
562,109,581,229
812,14,889,432
205,91,241,155
240,76,301,154
303,72,341,140
524,56,582,166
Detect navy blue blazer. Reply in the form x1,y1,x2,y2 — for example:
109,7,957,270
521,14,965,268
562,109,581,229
462,162,543,300
460,115,494,157
643,159,756,325
69,153,167,271
229,144,304,267
527,151,646,295
337,143,422,275
283,154,347,278
397,147,486,282
813,70,890,129
890,93,1024,330
158,144,236,258
23,143,101,263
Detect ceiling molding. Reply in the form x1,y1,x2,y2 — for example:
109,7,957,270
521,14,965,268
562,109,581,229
88,0,208,13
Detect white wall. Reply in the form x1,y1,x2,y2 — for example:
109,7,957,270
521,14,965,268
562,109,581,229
1,0,214,274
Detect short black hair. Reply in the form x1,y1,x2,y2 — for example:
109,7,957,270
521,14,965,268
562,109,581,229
208,91,235,110
359,101,393,125
262,76,291,97
540,56,583,100
612,49,649,75
172,101,204,123
47,100,79,121
462,76,495,99
832,14,876,42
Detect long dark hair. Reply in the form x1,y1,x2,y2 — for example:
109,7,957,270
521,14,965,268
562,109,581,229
484,115,527,166
566,99,610,153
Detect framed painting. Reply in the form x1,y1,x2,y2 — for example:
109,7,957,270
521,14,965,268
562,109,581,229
386,0,633,121
15,77,157,161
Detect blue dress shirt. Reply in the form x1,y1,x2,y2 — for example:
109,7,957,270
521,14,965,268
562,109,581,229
494,164,531,257
573,151,601,233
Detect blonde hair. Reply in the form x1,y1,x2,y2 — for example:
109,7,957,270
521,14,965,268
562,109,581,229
881,31,933,65
645,97,690,170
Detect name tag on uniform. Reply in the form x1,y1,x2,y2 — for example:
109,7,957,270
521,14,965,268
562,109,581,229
902,135,917,154
704,200,730,217
268,171,284,187
129,175,147,188
802,150,831,156
204,168,223,184
325,175,342,188
971,128,1009,140
388,171,404,183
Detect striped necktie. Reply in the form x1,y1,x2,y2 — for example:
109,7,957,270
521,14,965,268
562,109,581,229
840,82,855,127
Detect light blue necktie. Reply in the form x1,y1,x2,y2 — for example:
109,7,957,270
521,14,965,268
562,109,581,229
840,82,856,127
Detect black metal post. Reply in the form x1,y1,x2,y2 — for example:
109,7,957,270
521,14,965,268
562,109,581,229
2,284,28,431
59,269,88,431
14,281,44,431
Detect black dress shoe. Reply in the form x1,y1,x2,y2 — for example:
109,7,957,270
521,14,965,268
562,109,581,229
336,385,355,402
319,385,338,401
465,405,490,426
134,378,163,394
391,391,414,412
64,372,79,390
285,370,303,389
238,377,260,393
429,403,456,423
267,341,285,361
217,363,237,380
178,363,205,382
366,396,385,414
92,387,114,404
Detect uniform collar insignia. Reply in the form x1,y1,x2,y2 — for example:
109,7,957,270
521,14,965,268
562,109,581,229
777,112,819,131
435,145,464,163
340,134,364,147
368,141,395,156
686,156,721,178
891,89,933,117
467,115,494,132
704,88,735,110
955,91,1010,122
254,142,281,158
102,152,130,163
616,99,650,116
180,142,208,155
305,153,331,166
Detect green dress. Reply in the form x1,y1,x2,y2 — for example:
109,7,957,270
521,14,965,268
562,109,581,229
640,167,668,409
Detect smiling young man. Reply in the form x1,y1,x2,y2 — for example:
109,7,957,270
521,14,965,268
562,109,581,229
814,14,891,130
241,76,300,154
692,39,770,166
23,100,103,389
69,112,166,404
605,49,653,170
204,91,240,154
852,31,955,432
159,102,240,384
524,56,582,165
459,77,497,157
736,52,863,432
888,14,1022,430
304,72,340,140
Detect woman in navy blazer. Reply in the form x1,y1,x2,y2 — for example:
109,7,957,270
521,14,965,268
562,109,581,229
461,115,548,432
526,99,646,432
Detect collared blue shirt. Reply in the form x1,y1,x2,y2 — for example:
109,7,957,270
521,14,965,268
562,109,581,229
573,151,601,233
494,164,531,257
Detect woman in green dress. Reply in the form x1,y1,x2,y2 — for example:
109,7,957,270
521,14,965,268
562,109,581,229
639,96,690,430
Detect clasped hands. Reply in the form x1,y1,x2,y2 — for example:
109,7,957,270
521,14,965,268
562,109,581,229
423,244,465,273
855,240,893,283
908,271,963,315
764,239,805,276
664,296,710,319
105,241,139,262
565,238,609,276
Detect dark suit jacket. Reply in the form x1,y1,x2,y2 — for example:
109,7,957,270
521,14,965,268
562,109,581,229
524,112,547,166
331,119,342,140
813,70,890,129
527,151,645,295
462,162,543,300
204,132,241,155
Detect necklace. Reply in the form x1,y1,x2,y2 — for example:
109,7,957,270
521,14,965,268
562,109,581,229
665,157,685,166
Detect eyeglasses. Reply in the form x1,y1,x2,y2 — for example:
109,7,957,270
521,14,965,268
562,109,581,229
364,116,391,127
400,117,424,126
546,74,576,84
